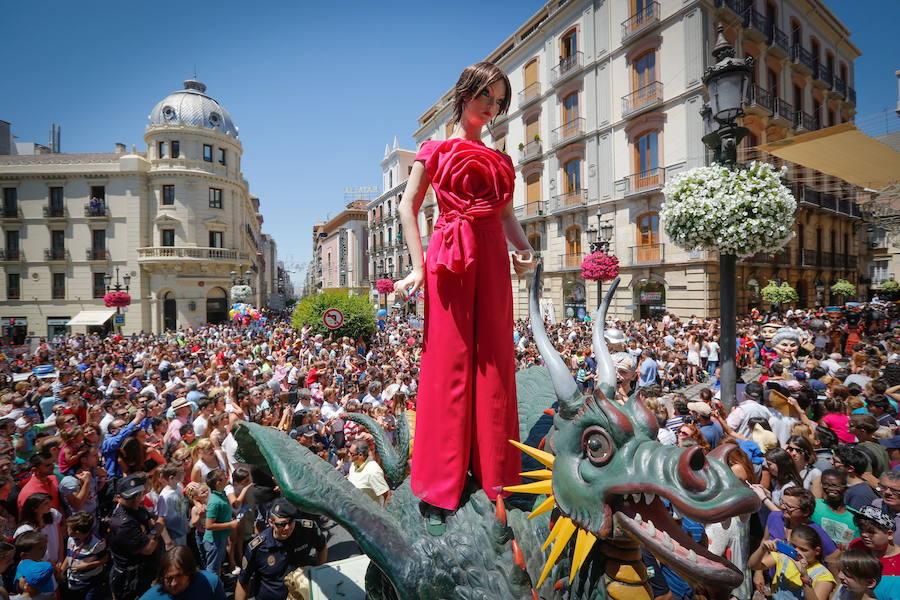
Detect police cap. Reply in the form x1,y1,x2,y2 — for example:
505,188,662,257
269,499,300,520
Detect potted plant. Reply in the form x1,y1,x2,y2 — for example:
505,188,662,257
518,142,525,151
760,281,798,313
533,134,541,143
830,279,856,304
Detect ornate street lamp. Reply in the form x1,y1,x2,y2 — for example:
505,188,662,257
105,266,131,334
586,220,616,310
701,24,753,410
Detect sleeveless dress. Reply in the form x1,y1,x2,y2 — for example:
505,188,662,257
409,138,521,511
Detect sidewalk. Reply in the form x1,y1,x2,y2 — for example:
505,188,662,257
671,366,763,401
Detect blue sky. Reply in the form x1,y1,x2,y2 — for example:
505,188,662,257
5,1,897,288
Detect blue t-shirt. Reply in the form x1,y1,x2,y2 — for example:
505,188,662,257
638,358,658,388
765,512,837,557
139,570,225,600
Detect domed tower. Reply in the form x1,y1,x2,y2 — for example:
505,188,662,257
139,79,263,332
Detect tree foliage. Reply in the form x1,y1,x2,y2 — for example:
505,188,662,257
830,279,856,300
881,279,900,296
760,281,799,306
292,291,375,340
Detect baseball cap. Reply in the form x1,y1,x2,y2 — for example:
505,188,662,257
879,435,900,450
16,560,55,593
116,474,146,499
686,402,711,417
849,505,896,532
744,382,763,402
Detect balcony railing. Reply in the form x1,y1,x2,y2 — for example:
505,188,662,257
773,98,794,122
821,252,833,267
43,205,67,219
137,246,251,262
518,140,543,162
514,201,547,220
551,52,584,84
746,250,791,265
801,248,817,266
550,189,588,213
631,244,665,265
767,24,789,54
847,255,858,269
551,117,585,147
86,248,109,261
0,249,22,261
834,253,845,268
624,167,666,196
1,206,23,220
7,288,20,300
518,82,541,107
621,1,659,42
847,87,856,104
622,81,663,117
813,63,833,88
741,8,767,36
714,0,746,16
559,253,584,271
45,248,69,261
792,111,816,131
84,203,109,218
790,45,815,71
833,77,846,97
746,85,773,113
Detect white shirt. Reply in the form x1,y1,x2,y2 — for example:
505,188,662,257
193,414,209,437
347,459,389,504
707,341,720,362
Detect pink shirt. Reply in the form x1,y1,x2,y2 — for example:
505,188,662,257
821,412,855,443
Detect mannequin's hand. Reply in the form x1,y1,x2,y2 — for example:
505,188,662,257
512,250,536,275
395,268,424,299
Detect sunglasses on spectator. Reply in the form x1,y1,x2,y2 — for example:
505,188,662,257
785,446,808,456
877,485,900,497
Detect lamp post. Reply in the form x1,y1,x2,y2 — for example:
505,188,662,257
587,221,615,310
700,24,752,411
104,267,131,334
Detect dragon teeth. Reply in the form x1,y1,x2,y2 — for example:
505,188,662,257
688,549,697,562
634,512,643,523
660,532,673,550
631,493,641,504
646,522,656,537
643,493,656,505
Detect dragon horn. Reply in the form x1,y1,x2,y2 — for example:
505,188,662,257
529,262,582,418
592,276,620,401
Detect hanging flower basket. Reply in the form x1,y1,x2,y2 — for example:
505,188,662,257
661,161,796,257
375,278,395,295
103,291,131,308
581,251,619,282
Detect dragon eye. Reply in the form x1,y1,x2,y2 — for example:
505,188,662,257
582,427,614,466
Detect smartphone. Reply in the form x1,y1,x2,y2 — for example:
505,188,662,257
775,540,799,560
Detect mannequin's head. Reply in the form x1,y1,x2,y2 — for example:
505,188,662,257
451,62,511,128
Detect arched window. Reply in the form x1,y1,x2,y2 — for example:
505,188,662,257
789,19,802,48
563,158,581,193
525,172,542,215
563,92,579,125
810,37,821,66
206,287,228,325
523,58,540,101
565,225,582,266
635,212,660,262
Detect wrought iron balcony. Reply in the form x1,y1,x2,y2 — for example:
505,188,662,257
621,1,659,42
518,82,541,108
0,249,22,261
792,111,816,131
813,63,833,89
741,8,767,40
514,201,546,221
714,0,746,18
622,81,663,118
551,52,584,85
773,98,794,123
559,253,584,271
820,193,837,212
746,85,773,115
746,250,791,265
821,252,833,268
45,248,69,261
518,140,543,163
846,255,858,269
551,118,585,147
43,205,67,219
0,206,23,220
801,248,818,266
767,24,789,56
84,203,109,218
833,77,846,98
790,45,815,72
833,253,845,268
630,244,665,265
623,167,666,197
86,248,109,261
550,189,588,214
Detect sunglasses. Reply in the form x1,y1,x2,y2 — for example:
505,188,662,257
271,519,293,529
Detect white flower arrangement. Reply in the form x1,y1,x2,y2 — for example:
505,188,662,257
661,161,797,258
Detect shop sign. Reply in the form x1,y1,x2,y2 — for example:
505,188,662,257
0,318,27,327
46,318,70,326
639,292,663,304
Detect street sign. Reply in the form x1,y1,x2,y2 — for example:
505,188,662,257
322,308,344,330
114,314,125,325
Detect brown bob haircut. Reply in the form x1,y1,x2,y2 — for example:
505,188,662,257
451,62,511,126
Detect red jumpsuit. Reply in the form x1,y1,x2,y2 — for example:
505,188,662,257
410,138,521,511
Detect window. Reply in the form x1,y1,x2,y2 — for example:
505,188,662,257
90,186,105,201
825,51,834,76
633,51,656,91
49,187,64,213
3,188,17,215
523,58,539,100
563,158,581,192
388,171,393,189
636,212,661,262
170,140,180,159
563,92,579,124
813,98,823,128
51,230,65,252
91,230,106,259
92,273,105,298
5,230,19,255
635,130,659,175
810,38,821,65
203,144,213,162
525,172,542,215
52,272,65,300
793,84,803,113
158,141,167,158
161,229,175,247
6,274,20,300
565,225,582,259
767,68,779,98
209,231,224,248
871,260,889,284
525,113,540,147
209,188,223,209
218,148,226,165
561,29,577,59
528,233,542,252
790,19,801,47
162,185,175,205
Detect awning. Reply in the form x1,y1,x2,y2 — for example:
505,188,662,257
66,308,117,326
758,123,900,190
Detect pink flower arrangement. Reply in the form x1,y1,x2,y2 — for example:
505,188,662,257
580,251,619,282
103,291,132,308
375,278,395,295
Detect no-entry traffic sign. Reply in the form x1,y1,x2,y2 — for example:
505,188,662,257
322,308,344,330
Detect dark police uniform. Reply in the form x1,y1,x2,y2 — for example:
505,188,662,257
107,475,161,600
239,508,327,600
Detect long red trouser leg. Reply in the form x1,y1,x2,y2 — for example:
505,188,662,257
410,231,477,511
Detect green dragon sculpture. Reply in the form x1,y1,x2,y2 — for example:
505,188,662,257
234,265,759,599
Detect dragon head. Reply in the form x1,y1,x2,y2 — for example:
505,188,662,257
518,265,759,593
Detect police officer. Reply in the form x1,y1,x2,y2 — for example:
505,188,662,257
236,498,328,600
107,473,163,599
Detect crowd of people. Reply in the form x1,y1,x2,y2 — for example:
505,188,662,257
0,299,896,599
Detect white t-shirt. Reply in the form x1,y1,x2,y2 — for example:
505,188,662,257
15,508,63,562
707,341,720,362
348,459,389,504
